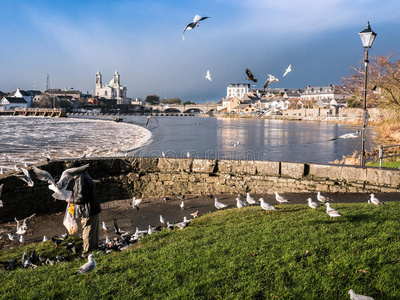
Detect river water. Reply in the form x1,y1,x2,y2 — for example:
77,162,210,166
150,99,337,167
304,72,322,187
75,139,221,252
0,114,375,169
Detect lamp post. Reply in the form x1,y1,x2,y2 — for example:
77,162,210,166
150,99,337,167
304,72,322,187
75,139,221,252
358,21,377,167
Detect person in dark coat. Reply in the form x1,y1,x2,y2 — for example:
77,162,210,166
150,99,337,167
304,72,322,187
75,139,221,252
66,161,101,258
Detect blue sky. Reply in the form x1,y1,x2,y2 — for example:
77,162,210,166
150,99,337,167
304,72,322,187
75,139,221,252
1,0,400,102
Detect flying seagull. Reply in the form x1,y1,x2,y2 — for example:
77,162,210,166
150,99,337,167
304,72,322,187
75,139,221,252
14,167,34,187
145,116,159,127
263,74,279,89
329,131,361,141
206,70,212,81
283,64,291,77
245,68,258,82
32,164,89,200
183,15,210,41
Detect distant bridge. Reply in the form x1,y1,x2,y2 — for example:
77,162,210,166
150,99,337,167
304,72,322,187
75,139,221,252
149,103,217,114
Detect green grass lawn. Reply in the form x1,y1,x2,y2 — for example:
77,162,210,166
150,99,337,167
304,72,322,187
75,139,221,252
1,202,400,299
366,160,400,168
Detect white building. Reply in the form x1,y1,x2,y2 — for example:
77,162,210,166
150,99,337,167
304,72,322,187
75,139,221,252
95,70,127,101
0,97,28,110
300,85,341,102
9,88,33,107
226,83,250,100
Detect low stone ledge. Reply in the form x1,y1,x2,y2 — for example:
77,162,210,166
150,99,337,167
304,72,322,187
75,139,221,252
254,161,280,176
192,159,216,173
308,164,342,180
157,158,192,173
281,162,304,178
341,165,367,182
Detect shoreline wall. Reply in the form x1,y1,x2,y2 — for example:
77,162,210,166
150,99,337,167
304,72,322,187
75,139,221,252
0,158,399,222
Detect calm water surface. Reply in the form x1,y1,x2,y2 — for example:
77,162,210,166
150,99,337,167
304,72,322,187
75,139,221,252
76,115,375,164
0,115,375,168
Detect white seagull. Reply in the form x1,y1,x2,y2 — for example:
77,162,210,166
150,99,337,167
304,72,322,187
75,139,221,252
329,131,361,141
14,167,34,187
182,14,210,41
0,183,3,208
368,194,385,205
246,193,256,206
259,198,276,213
348,289,375,300
43,236,49,242
160,215,166,226
274,191,290,204
102,221,110,232
236,197,247,210
325,203,342,220
263,74,279,89
206,70,212,81
8,233,19,241
180,200,185,211
131,197,143,210
145,116,159,127
306,198,320,211
283,64,292,77
214,197,228,210
317,191,331,203
32,164,89,200
73,254,96,277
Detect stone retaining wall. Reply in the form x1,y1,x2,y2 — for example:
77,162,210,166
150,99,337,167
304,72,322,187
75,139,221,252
0,158,399,222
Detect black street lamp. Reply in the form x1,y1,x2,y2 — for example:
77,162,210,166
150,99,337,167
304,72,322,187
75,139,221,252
358,21,377,167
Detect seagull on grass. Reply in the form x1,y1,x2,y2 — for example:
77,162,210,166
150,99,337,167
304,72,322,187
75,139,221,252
236,197,247,209
306,198,320,211
348,289,374,300
214,197,228,210
246,193,256,206
283,64,291,77
317,191,331,203
274,191,290,204
368,194,385,205
259,198,276,213
73,254,96,278
182,15,211,41
325,203,342,220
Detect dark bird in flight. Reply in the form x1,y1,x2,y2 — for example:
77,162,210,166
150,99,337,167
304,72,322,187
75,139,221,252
245,68,258,82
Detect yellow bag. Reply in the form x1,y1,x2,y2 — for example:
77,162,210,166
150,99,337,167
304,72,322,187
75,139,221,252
68,203,75,215
63,203,78,234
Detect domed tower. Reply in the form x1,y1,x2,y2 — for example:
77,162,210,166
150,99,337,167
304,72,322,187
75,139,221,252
113,70,120,98
95,70,102,89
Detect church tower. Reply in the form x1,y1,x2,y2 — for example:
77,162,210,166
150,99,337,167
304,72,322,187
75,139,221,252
95,70,102,89
113,70,120,99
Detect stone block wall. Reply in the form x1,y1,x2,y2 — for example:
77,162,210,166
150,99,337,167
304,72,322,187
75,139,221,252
0,158,399,222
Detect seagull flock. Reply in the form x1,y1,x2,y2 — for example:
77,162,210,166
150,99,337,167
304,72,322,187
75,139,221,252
181,14,293,88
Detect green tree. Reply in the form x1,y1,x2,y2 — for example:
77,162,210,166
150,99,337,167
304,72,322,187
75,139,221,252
183,100,196,105
161,98,181,104
145,95,160,105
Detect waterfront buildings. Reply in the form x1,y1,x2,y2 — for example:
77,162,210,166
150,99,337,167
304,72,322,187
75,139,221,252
95,70,127,103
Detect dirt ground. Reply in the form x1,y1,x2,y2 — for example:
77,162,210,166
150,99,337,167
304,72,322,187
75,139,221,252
1,192,398,250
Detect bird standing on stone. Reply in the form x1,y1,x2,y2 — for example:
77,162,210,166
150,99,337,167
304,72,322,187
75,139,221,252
325,203,342,220
182,14,210,41
73,254,96,278
259,198,276,213
274,191,290,204
306,198,320,211
368,194,385,205
245,68,258,82
246,193,256,206
214,197,228,210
